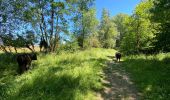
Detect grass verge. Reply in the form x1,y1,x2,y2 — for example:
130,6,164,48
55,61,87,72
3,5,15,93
0,48,115,100
122,53,170,99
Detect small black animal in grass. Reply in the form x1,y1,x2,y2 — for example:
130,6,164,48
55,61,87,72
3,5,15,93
17,53,37,74
115,52,121,62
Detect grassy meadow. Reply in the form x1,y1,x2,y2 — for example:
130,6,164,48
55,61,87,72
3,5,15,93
0,48,115,100
1,48,170,100
122,53,170,99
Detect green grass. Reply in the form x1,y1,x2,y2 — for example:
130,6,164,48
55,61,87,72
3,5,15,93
2,48,170,100
0,48,115,100
122,53,170,99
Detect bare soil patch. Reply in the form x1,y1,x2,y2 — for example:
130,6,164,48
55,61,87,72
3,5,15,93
96,60,141,100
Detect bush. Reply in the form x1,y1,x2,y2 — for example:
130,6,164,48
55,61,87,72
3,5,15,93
57,41,80,54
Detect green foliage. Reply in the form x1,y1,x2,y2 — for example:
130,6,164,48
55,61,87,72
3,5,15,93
99,9,118,48
0,48,115,100
73,6,98,48
113,13,129,47
0,0,27,33
153,24,170,51
82,9,99,48
86,32,101,48
0,30,37,53
150,0,170,24
123,53,170,99
150,0,170,52
121,31,137,54
120,0,155,55
72,0,97,48
24,30,37,44
1,0,170,54
59,41,80,53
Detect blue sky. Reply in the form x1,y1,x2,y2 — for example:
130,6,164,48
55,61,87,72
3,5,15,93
95,0,141,19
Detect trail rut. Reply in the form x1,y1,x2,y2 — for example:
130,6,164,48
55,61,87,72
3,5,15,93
96,59,141,100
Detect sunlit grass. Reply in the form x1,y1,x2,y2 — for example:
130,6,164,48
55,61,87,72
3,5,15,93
0,46,40,53
123,53,170,99
0,48,115,100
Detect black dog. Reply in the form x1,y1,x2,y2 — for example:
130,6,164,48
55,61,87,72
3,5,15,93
115,52,121,62
17,53,37,74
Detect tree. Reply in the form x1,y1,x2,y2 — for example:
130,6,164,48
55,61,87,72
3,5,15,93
0,0,39,53
150,0,170,52
79,8,99,48
0,0,29,37
113,13,129,47
0,34,14,53
120,16,137,54
0,0,99,52
120,0,155,54
71,0,96,48
18,0,70,52
98,9,118,48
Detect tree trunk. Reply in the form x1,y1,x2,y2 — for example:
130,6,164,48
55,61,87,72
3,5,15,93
39,24,44,40
8,46,12,53
41,11,48,43
53,15,59,52
39,0,48,43
49,0,55,52
136,19,140,53
1,46,8,53
14,47,17,53
81,13,85,48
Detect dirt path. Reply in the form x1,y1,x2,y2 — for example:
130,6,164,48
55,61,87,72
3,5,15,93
96,59,141,100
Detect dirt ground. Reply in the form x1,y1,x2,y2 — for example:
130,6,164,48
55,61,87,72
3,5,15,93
96,59,142,100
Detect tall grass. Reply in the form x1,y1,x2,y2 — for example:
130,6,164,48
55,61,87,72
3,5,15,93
123,53,170,99
0,48,115,100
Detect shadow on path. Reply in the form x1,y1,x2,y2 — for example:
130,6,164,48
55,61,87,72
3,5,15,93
97,59,141,100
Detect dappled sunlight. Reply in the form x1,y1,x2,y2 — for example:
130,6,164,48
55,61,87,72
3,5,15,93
0,0,169,99
0,48,114,99
122,53,170,99
97,57,141,100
